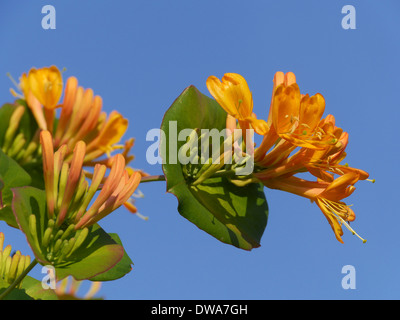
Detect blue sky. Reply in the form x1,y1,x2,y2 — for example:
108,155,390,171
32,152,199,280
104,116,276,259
0,0,399,299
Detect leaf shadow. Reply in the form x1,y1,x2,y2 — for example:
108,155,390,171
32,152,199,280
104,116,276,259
190,177,268,249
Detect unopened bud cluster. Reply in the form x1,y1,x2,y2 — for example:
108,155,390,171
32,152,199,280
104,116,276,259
28,215,89,265
33,130,140,266
179,128,255,186
1,105,41,166
0,232,31,287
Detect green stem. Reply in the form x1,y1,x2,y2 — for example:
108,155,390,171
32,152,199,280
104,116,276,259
0,258,38,300
140,175,166,183
212,169,237,178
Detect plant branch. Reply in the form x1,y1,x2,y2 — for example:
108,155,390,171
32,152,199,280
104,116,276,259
140,175,166,183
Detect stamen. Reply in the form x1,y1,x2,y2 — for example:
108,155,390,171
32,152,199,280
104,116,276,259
320,198,366,243
6,72,21,92
131,189,144,199
367,178,375,183
337,215,366,243
9,88,23,99
135,212,149,221
334,168,345,175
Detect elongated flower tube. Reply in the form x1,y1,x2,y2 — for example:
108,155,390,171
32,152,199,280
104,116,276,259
255,73,371,242
260,173,365,243
9,66,134,167
40,130,141,230
53,76,130,165
38,130,141,265
0,232,31,288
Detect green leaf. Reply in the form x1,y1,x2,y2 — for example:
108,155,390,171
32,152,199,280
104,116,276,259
0,276,58,300
160,86,269,250
0,104,16,148
0,278,34,300
0,101,38,147
54,224,124,281
21,276,58,300
0,149,32,204
89,233,133,281
0,148,32,228
12,186,125,281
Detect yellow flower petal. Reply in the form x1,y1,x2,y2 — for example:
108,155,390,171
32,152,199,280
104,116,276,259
28,66,63,109
206,73,253,120
88,111,128,155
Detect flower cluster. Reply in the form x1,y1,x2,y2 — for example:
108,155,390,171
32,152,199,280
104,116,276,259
8,66,141,213
207,72,371,243
36,130,140,265
40,130,141,229
0,104,41,167
4,66,143,269
10,66,133,166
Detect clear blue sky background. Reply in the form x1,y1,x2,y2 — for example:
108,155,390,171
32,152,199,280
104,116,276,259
0,0,399,300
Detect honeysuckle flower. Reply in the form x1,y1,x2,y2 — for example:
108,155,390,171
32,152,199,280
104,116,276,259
253,114,367,181
206,73,269,135
9,66,63,132
9,67,134,167
207,71,370,243
24,66,63,110
0,232,31,288
36,130,141,265
52,76,130,165
260,172,365,243
249,72,372,243
40,130,141,230
121,167,149,217
84,111,129,161
269,72,338,150
253,129,370,243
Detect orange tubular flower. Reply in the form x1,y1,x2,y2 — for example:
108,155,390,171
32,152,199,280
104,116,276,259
53,76,130,166
252,71,370,243
10,67,133,167
206,73,269,135
207,71,370,243
270,73,338,150
39,130,141,229
262,173,365,243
